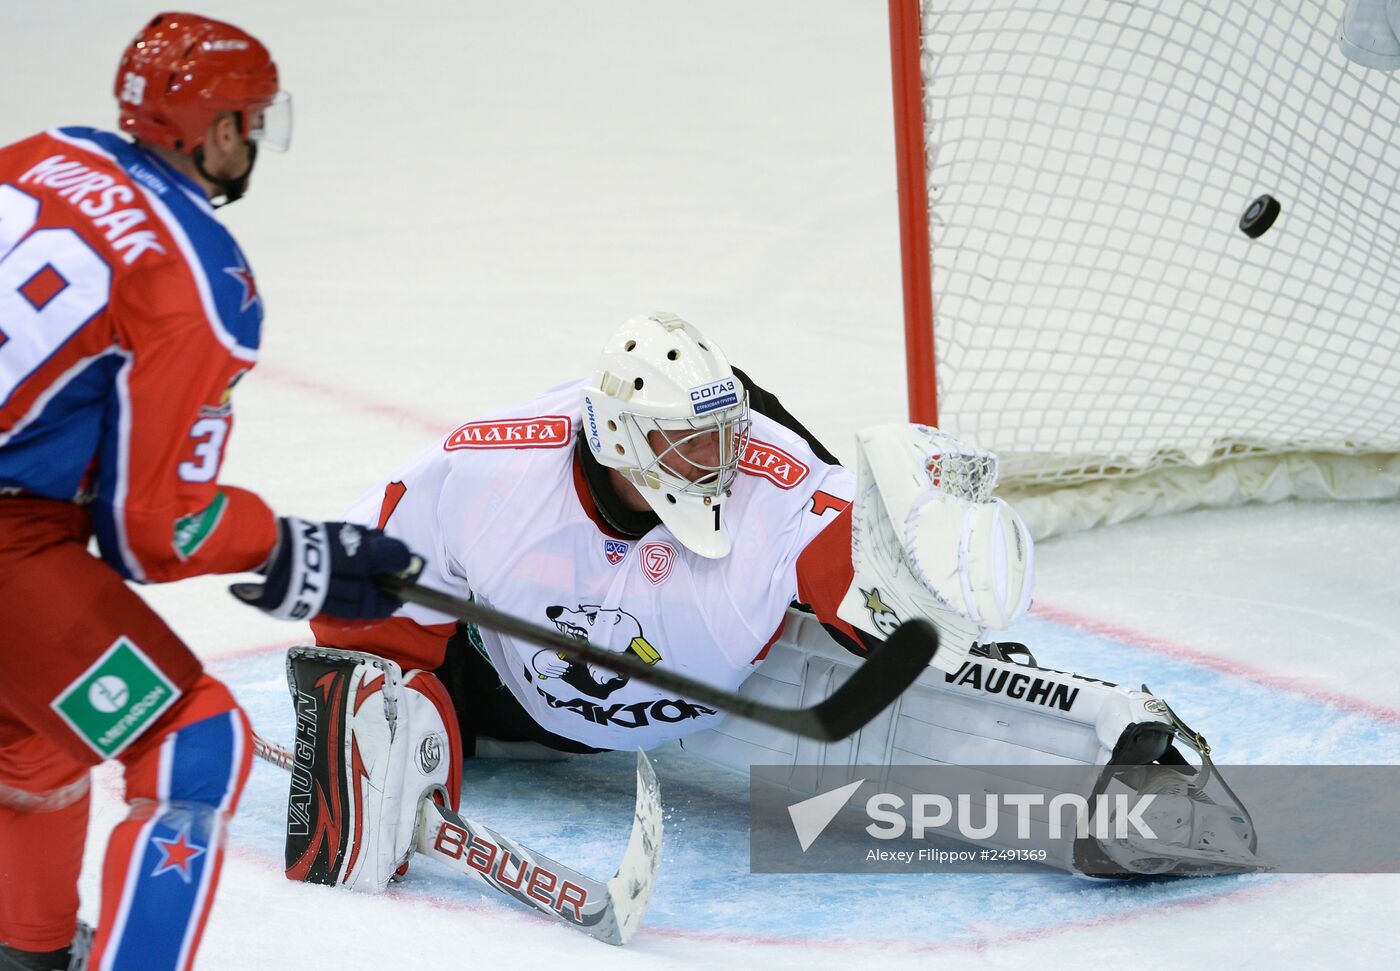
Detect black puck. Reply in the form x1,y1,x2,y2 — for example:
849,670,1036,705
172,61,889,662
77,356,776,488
1239,194,1281,238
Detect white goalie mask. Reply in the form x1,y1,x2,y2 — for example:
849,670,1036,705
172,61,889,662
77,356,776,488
582,313,750,558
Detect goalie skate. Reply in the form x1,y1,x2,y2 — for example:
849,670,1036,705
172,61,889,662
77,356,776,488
1080,701,1268,876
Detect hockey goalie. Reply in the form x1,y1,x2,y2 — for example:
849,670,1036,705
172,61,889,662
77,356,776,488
279,312,1263,898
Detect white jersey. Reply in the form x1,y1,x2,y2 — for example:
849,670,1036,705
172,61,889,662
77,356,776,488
316,380,859,751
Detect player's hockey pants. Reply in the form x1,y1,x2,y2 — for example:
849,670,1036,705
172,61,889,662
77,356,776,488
0,498,252,969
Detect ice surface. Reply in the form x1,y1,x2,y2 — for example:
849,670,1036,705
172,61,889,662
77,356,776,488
3,2,1397,968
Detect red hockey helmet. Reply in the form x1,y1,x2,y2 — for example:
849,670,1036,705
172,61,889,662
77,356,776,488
114,12,289,154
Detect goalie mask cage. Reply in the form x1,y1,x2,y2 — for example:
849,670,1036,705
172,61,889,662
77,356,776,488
888,0,1400,537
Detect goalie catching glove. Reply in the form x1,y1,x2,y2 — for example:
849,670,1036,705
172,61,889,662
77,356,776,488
837,424,1034,671
230,516,420,621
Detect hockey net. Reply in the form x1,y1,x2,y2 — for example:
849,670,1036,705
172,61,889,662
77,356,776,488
891,0,1400,538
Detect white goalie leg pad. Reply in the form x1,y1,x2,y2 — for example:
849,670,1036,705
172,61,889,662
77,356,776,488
837,424,1033,673
684,611,1168,772
681,610,1181,872
285,647,458,892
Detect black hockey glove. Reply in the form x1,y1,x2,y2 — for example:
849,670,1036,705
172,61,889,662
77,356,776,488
229,517,422,621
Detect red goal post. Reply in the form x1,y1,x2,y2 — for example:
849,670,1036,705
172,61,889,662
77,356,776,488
888,0,1400,537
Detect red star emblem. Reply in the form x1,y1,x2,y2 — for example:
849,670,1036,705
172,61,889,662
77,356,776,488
223,256,260,313
151,825,206,883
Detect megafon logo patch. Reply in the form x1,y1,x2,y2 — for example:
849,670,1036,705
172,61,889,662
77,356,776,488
444,416,572,450
740,439,809,489
50,637,180,758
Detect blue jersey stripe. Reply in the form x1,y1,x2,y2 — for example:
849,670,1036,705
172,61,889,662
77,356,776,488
107,712,241,970
109,808,215,971
169,712,239,806
0,350,121,496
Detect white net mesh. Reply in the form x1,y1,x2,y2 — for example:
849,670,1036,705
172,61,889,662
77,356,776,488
918,427,1001,502
917,0,1400,505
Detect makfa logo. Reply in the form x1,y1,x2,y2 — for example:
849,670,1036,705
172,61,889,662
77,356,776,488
740,439,810,489
444,416,572,450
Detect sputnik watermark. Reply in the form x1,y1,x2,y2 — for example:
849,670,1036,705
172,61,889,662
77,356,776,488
787,782,1157,853
864,792,1158,842
756,764,1400,875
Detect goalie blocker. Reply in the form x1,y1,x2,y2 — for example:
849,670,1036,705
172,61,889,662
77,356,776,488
283,647,461,890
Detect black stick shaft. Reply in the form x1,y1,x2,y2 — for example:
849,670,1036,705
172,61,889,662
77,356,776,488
380,578,938,741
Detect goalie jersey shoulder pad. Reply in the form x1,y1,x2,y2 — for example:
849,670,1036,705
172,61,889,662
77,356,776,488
332,380,856,751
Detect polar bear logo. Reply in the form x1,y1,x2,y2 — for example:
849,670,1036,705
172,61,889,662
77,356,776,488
532,605,660,699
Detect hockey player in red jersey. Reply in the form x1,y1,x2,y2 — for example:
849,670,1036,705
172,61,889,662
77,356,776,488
0,14,419,970
282,311,1262,896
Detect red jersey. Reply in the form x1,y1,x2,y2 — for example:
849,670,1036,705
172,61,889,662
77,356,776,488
0,127,275,580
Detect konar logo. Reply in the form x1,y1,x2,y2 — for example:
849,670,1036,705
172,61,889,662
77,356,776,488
786,779,865,852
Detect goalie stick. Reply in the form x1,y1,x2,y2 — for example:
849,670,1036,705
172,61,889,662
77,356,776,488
379,576,941,742
254,735,662,946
